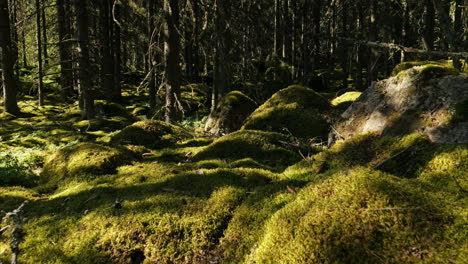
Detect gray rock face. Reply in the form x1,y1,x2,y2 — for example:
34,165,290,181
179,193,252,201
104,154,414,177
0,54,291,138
334,66,468,144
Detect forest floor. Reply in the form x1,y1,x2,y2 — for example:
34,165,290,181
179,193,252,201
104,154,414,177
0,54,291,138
0,82,467,263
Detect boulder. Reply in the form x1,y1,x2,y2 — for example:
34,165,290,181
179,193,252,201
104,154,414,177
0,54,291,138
333,64,468,144
242,85,330,139
110,120,192,148
204,91,257,136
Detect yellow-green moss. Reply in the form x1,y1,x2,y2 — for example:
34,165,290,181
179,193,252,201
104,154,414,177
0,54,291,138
110,120,192,149
391,60,452,76
242,85,330,139
41,143,134,187
193,130,300,171
331,91,362,107
72,117,132,132
253,167,466,263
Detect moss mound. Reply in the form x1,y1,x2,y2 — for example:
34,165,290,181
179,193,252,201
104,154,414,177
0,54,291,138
72,117,132,132
193,130,300,170
41,143,134,186
110,120,192,148
253,167,466,263
242,85,330,139
205,91,257,135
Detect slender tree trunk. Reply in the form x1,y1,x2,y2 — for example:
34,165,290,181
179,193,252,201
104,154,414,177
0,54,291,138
41,0,48,66
11,0,19,78
0,0,20,114
113,1,122,101
423,0,435,50
164,0,182,123
273,0,281,58
21,29,27,67
36,0,44,106
148,0,156,109
312,0,321,71
75,0,94,119
99,0,115,101
57,0,73,99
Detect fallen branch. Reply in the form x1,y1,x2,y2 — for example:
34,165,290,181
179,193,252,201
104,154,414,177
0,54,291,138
2,200,29,264
338,37,468,58
373,147,411,169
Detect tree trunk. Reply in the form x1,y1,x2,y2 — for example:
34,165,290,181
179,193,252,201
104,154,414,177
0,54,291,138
164,0,182,123
148,0,156,109
41,0,48,66
113,1,122,101
36,0,44,106
75,0,94,119
99,0,115,101
423,0,435,50
57,0,74,99
0,0,20,114
212,0,231,112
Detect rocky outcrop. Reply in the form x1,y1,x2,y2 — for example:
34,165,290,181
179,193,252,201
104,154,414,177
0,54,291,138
333,65,468,144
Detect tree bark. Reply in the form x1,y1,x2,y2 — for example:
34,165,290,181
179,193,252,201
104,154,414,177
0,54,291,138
75,0,94,119
0,0,20,114
41,0,48,66
113,1,122,101
164,0,182,123
57,0,74,99
36,0,44,106
99,0,115,101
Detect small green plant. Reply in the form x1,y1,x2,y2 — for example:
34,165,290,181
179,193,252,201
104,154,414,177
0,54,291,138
0,152,39,187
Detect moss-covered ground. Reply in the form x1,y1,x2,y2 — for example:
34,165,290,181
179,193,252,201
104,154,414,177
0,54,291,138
0,91,466,263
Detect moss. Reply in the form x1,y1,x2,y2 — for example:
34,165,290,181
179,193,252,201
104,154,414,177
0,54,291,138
391,60,452,76
73,117,132,132
205,91,257,135
331,91,361,107
242,85,330,139
193,130,300,171
450,99,468,123
253,167,466,263
41,143,134,187
110,120,192,149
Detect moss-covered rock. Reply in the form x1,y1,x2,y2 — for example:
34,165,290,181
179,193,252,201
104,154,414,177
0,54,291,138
110,120,192,149
391,60,455,76
333,64,468,144
242,85,330,139
253,167,466,263
204,91,257,136
41,143,134,186
193,130,300,170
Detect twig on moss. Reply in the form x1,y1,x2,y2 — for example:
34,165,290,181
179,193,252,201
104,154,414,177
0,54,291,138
450,175,468,194
2,200,29,264
373,146,412,169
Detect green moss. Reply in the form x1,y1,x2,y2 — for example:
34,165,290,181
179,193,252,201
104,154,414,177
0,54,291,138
110,120,192,149
391,60,452,76
180,83,209,114
253,167,466,263
41,143,134,187
331,91,361,107
193,130,300,171
205,91,257,135
242,85,330,139
73,117,132,132
450,99,468,123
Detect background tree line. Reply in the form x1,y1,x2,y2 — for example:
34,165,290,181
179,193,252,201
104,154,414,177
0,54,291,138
1,0,467,122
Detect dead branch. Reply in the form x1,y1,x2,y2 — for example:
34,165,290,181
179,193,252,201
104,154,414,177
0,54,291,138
339,37,468,58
